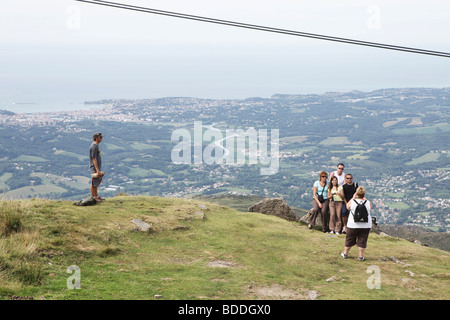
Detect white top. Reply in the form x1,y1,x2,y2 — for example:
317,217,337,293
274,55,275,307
332,170,346,186
347,199,372,229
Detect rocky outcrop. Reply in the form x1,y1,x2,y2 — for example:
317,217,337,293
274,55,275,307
299,208,323,228
371,217,383,234
248,198,299,222
73,196,97,206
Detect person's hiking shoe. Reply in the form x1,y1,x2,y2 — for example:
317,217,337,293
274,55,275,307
94,196,104,202
340,252,348,259
358,256,365,261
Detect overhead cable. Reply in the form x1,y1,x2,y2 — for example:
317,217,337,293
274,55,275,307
75,0,450,58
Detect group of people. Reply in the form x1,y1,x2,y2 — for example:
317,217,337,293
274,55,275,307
309,163,373,261
89,133,372,260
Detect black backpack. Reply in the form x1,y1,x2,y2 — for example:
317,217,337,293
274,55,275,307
352,199,368,222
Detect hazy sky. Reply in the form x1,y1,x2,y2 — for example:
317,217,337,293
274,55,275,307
1,0,450,111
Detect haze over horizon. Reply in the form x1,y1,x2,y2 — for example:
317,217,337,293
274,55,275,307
1,0,450,113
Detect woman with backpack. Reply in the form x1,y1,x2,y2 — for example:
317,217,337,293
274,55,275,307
340,186,372,261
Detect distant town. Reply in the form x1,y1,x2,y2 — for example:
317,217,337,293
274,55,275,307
1,88,449,231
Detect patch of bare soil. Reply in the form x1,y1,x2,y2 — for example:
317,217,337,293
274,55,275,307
247,284,313,300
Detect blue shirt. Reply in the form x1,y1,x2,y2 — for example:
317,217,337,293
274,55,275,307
314,180,329,199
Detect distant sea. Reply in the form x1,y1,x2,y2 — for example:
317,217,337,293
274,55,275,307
0,97,105,114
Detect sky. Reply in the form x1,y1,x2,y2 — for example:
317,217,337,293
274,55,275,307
1,0,450,112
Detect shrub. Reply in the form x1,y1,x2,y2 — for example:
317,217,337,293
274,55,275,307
0,211,23,236
14,261,43,285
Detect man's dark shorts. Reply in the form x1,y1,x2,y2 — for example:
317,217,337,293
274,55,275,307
92,176,103,188
342,205,350,217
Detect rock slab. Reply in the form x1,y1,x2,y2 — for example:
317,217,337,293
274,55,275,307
249,198,299,222
131,219,152,232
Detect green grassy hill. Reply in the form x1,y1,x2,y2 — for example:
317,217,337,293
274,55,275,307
0,196,448,300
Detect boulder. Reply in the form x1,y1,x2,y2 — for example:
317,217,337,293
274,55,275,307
371,217,383,234
300,208,323,228
73,195,97,206
248,198,299,222
130,219,152,232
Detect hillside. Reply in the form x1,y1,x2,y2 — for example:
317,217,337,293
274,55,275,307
380,224,450,252
1,88,449,232
0,196,449,300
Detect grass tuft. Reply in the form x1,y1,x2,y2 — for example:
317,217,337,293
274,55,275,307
14,260,43,285
0,203,24,236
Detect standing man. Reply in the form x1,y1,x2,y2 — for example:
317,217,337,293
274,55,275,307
342,173,358,233
330,163,346,186
90,132,105,202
